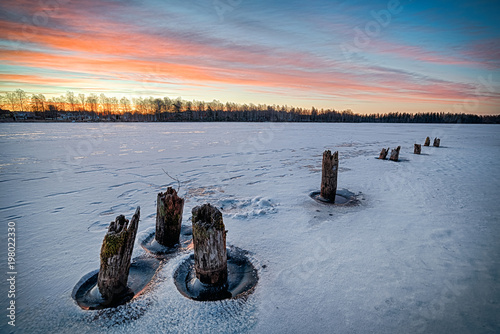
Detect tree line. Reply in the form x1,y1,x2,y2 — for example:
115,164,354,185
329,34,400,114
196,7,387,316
1,89,498,123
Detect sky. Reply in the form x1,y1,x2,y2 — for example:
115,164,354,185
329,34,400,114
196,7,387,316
0,0,499,115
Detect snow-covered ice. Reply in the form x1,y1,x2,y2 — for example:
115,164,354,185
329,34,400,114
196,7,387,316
0,122,499,333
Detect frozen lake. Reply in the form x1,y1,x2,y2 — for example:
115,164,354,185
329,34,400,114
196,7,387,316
0,122,499,333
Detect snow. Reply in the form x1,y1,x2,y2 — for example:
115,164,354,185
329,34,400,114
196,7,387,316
0,122,499,333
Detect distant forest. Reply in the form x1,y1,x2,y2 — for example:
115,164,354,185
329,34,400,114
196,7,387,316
1,89,499,123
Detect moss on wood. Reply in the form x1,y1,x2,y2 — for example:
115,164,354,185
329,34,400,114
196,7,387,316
100,230,128,266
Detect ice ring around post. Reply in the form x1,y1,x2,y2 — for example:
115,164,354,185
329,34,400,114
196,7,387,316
174,246,258,301
309,189,360,206
72,255,161,310
140,225,193,256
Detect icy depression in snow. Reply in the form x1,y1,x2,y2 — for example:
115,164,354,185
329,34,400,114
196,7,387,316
0,123,498,333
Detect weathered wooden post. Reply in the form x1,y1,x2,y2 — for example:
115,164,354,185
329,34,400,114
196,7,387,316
433,138,440,147
424,137,430,146
97,207,140,303
156,187,184,247
378,147,390,159
414,144,421,154
192,204,227,286
389,146,401,162
320,150,338,202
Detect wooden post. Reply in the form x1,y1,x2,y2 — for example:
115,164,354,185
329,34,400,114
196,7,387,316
414,144,421,154
424,137,430,146
321,150,338,202
378,147,390,159
97,207,140,302
433,138,440,147
192,204,227,286
156,187,184,247
389,146,401,161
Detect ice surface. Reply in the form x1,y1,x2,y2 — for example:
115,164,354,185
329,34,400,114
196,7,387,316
174,246,258,301
0,123,499,333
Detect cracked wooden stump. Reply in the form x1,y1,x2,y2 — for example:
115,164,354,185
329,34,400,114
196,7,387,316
156,187,184,247
379,147,390,159
433,138,440,147
97,207,140,303
192,204,227,286
414,144,421,154
321,150,339,202
424,137,431,146
390,146,401,162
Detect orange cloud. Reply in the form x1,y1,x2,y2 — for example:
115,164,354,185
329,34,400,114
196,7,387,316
1,47,491,106
1,9,497,109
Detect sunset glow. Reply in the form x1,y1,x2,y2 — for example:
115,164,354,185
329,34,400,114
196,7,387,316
0,0,499,114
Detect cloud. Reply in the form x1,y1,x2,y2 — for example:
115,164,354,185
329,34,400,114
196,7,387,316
0,0,498,113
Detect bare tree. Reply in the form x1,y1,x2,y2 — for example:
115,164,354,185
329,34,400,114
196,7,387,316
173,97,183,113
78,93,86,112
0,94,4,110
56,95,67,111
30,94,39,112
15,89,27,112
133,97,144,114
66,91,76,112
185,100,193,120
99,93,111,114
146,97,155,114
31,94,46,113
109,96,119,114
38,94,46,112
120,96,131,114
163,97,172,112
154,97,163,111
86,93,99,114
2,87,494,124
196,100,205,113
5,92,17,111
0,93,6,110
